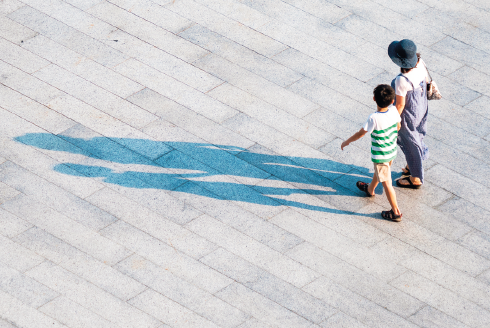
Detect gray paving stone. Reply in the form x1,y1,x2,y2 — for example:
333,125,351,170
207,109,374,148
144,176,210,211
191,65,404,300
26,261,162,328
0,318,18,328
114,58,238,123
33,64,158,129
257,19,384,82
271,209,400,281
0,162,117,231
0,208,31,238
358,203,490,277
169,183,304,253
87,1,206,63
448,23,490,60
0,290,65,328
116,254,247,327
0,15,37,45
465,95,490,120
2,195,130,266
195,53,319,118
100,220,231,293
431,36,490,76
330,0,446,47
0,0,23,15
179,24,303,88
273,47,374,107
289,77,374,125
128,289,219,328
216,282,313,328
0,261,58,308
428,116,490,165
208,83,334,149
22,35,144,99
0,182,19,205
215,0,363,54
428,99,490,138
391,270,490,327
200,248,337,324
457,230,490,261
401,251,490,311
0,233,44,273
128,88,255,149
335,14,400,49
0,85,77,135
449,65,490,97
108,0,192,34
281,0,351,24
303,276,418,328
320,311,368,328
39,296,120,328
86,187,217,259
9,6,128,67
426,164,490,213
12,227,85,264
438,196,490,237
286,242,423,317
186,214,319,288
165,0,286,58
408,305,470,328
0,37,49,74
369,236,423,264
0,60,64,105
60,253,147,301
21,0,115,40
236,318,274,328
44,95,136,137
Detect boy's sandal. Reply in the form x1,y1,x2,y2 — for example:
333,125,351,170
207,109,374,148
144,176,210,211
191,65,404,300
356,181,374,197
381,209,402,222
401,166,411,176
396,176,422,189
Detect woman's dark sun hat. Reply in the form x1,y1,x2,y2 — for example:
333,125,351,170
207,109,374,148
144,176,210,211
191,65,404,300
388,39,418,69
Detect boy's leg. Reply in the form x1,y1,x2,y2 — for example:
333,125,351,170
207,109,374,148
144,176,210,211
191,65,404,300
368,175,378,195
381,181,401,216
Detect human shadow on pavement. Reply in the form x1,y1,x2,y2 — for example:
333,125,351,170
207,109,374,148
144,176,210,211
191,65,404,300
16,133,374,216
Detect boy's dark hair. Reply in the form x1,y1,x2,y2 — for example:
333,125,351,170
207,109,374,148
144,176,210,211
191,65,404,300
373,84,395,108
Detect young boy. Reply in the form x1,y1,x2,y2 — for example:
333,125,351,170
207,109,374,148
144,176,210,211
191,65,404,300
341,84,402,221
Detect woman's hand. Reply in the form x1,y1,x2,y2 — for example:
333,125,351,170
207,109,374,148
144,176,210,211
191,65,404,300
395,95,405,115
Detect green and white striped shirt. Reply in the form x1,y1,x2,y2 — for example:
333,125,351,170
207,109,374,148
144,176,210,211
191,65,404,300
363,106,401,163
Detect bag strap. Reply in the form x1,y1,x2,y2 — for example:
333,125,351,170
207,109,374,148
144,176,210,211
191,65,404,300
423,61,433,83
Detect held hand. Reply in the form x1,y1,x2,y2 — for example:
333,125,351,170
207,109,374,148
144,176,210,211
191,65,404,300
341,141,349,150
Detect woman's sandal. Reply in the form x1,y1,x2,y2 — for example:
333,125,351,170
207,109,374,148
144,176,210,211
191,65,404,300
381,209,402,222
356,181,374,197
396,176,422,189
401,166,411,176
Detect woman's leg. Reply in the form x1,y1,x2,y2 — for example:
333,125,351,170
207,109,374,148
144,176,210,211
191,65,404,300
397,133,424,186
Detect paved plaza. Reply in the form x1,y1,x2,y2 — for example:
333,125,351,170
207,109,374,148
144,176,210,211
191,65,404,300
1,0,490,327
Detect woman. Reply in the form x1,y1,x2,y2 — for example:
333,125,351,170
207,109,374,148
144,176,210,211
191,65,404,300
389,39,429,189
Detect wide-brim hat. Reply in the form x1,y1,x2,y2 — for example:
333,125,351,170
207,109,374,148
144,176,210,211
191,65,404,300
388,39,418,69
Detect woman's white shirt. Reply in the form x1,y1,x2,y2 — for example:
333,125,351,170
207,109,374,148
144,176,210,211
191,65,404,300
395,59,429,97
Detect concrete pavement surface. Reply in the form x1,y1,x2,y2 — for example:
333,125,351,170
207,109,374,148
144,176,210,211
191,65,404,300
1,0,490,327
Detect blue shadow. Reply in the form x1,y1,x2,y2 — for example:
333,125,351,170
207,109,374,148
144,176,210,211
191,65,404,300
15,133,373,216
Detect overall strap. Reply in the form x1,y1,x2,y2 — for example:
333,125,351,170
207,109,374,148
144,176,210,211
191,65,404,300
398,73,415,90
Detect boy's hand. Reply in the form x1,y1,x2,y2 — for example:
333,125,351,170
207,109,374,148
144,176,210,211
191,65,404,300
341,141,349,150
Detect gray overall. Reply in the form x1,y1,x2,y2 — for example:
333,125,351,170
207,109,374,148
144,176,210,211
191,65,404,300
391,74,429,183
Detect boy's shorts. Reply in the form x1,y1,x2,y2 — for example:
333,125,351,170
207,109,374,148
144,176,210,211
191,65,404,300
373,160,393,183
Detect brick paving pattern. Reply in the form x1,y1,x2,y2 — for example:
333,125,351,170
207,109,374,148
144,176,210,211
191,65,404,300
1,0,490,327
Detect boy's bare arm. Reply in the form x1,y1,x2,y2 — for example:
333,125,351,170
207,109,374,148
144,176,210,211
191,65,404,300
341,128,367,150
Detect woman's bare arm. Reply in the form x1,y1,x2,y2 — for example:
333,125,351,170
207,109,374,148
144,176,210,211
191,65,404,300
395,95,405,115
